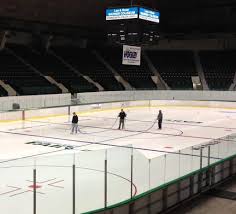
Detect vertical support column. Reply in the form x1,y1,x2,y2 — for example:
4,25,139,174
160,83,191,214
200,147,203,170
164,154,167,183
190,147,195,196
104,150,108,208
148,159,151,190
68,106,71,122
219,141,224,181
130,147,134,199
129,149,134,214
148,155,152,214
68,106,71,116
178,150,181,177
33,166,36,214
191,146,194,170
177,150,181,203
22,110,25,121
207,145,211,166
198,147,203,192
207,145,212,187
72,155,76,214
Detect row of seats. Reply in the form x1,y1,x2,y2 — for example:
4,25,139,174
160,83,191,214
0,48,60,95
199,51,236,90
147,51,197,90
8,44,97,93
0,46,235,96
99,48,157,89
52,47,124,91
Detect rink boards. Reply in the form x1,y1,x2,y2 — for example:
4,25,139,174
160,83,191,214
1,99,236,123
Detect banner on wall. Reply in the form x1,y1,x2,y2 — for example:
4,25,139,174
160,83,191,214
122,45,141,66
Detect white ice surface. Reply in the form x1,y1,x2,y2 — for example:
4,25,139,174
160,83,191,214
0,106,236,213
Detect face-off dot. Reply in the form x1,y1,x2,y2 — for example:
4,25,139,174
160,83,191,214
28,185,42,189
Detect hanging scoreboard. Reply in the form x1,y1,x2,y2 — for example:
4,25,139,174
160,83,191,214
139,7,160,23
106,6,160,45
106,7,139,21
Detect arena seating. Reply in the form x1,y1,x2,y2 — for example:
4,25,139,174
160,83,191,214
0,48,60,95
199,51,236,90
9,45,97,93
147,50,197,89
99,48,157,89
0,44,235,96
53,47,124,91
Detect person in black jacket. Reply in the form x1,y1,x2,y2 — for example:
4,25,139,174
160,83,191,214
71,112,79,134
118,109,127,130
157,110,163,130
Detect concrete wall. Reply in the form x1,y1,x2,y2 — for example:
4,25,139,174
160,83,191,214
1,90,236,121
77,90,236,104
0,93,71,111
2,99,236,123
0,90,235,112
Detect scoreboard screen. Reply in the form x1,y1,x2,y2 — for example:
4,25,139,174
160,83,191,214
106,7,139,21
139,8,160,23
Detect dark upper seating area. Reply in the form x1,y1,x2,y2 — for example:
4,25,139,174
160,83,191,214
9,45,96,93
199,51,236,90
53,47,124,91
147,51,197,90
99,48,156,90
0,48,60,95
0,43,235,97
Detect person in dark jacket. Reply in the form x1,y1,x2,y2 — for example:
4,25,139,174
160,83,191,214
71,112,79,134
157,110,163,130
118,109,127,130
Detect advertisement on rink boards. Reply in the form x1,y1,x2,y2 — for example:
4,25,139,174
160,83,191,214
122,45,141,66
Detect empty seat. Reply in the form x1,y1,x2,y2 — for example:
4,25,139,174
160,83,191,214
147,50,197,90
99,48,156,89
199,51,236,90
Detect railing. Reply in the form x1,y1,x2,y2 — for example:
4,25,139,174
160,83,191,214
1,134,236,214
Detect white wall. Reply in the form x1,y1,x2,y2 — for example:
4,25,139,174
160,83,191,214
1,90,236,121
77,90,236,104
1,98,236,122
0,91,235,112
0,93,71,111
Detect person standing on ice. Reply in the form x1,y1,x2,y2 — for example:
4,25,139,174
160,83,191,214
157,110,163,130
71,112,79,134
118,109,127,130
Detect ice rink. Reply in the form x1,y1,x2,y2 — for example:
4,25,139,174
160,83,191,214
1,105,236,213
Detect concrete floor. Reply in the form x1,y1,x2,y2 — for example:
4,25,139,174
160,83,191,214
170,177,236,214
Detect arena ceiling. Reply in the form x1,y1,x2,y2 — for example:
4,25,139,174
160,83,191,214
0,0,236,39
